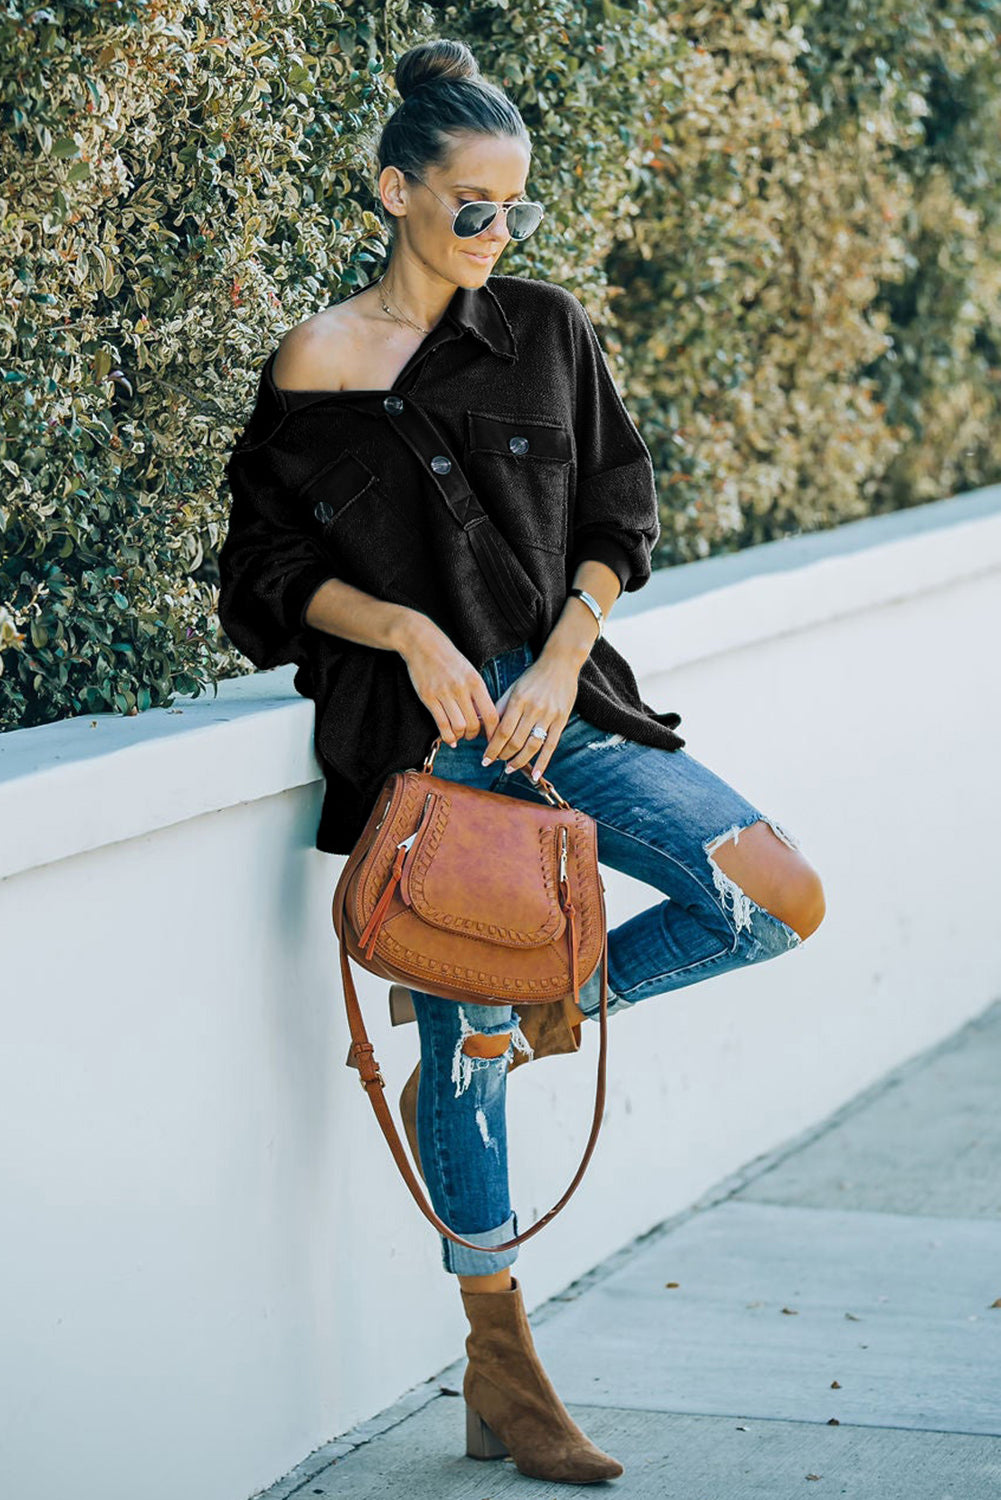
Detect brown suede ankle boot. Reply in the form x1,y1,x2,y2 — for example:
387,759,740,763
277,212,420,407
460,1276,624,1483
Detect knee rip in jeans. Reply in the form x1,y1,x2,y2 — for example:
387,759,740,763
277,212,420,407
452,1005,533,1100
703,814,803,947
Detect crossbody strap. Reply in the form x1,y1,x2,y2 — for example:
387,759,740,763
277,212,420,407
332,391,544,641
332,870,610,1253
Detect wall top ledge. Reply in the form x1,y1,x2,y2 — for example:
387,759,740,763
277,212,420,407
613,479,1001,617
2,484,999,881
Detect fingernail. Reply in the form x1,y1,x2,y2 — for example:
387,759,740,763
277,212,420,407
481,754,491,766
532,769,541,782
505,764,515,774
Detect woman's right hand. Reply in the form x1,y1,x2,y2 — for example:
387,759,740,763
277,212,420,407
400,619,501,749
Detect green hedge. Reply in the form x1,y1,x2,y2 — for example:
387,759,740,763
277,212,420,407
2,0,998,730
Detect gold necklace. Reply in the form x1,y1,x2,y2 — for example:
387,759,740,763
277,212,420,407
375,273,430,335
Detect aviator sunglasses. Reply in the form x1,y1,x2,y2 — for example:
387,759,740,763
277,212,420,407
403,170,545,242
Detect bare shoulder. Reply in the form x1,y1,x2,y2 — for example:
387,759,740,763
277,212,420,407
272,301,366,392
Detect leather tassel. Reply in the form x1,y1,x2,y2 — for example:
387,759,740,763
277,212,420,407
560,885,580,1009
359,843,407,958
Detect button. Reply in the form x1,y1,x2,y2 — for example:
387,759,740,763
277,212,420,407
383,395,404,414
508,435,530,455
430,454,451,474
314,500,334,524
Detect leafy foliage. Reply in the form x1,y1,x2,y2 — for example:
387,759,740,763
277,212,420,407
1,0,998,728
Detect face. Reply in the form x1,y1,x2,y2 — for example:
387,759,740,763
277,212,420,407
381,133,532,284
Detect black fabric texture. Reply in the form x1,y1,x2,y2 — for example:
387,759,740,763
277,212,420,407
217,274,685,855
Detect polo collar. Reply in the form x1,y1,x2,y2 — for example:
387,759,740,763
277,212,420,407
445,279,517,360
257,278,517,425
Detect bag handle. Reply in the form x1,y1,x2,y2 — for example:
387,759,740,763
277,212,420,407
332,868,610,1254
421,733,573,808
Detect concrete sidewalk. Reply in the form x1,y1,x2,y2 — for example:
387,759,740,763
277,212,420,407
256,999,1001,1499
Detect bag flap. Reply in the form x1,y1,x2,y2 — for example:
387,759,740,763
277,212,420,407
404,791,567,948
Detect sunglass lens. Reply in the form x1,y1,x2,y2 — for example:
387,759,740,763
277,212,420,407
454,202,499,238
506,203,543,241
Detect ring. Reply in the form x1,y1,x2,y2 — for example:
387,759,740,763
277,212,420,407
529,723,548,741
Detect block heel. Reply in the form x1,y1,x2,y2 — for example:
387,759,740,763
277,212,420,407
389,984,417,1026
465,1401,509,1460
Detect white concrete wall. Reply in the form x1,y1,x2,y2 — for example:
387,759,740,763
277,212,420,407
2,485,999,1500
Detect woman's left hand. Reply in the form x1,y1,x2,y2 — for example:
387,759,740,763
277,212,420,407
480,654,580,784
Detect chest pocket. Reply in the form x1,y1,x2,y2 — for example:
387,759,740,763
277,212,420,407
464,411,572,556
296,450,422,593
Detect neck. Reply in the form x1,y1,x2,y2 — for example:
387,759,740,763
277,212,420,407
378,259,462,331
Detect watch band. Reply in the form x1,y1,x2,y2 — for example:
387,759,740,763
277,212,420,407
568,586,604,639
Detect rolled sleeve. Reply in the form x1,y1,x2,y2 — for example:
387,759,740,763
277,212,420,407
567,532,630,596
294,572,335,631
566,292,661,594
217,449,337,671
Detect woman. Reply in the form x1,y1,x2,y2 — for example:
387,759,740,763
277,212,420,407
217,37,826,1486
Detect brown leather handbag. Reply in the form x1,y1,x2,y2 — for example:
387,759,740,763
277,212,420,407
331,732,611,1254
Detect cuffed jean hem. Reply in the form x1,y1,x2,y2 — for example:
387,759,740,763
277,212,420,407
574,962,632,1020
440,1209,519,1277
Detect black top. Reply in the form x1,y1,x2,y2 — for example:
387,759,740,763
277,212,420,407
217,273,684,855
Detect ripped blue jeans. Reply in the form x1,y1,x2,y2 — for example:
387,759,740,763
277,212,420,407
408,642,804,1276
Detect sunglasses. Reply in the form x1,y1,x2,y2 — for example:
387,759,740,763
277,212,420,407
403,171,545,242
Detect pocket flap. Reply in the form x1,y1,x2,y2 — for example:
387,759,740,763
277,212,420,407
298,451,377,522
466,411,572,464
405,792,567,948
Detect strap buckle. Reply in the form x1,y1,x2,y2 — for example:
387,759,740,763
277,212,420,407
346,1039,385,1090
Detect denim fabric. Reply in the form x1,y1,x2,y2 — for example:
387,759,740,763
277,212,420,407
408,642,804,1276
